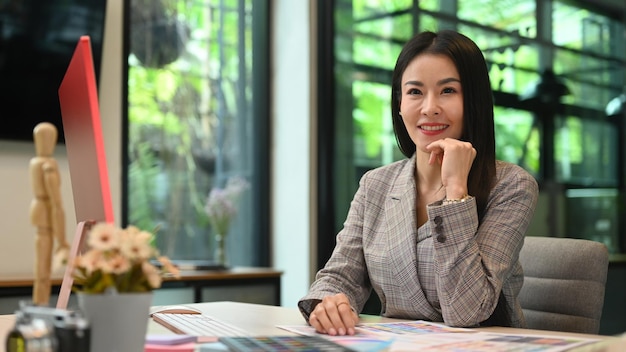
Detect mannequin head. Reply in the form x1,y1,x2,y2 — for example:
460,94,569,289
33,122,58,157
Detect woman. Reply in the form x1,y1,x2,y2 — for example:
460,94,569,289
298,30,539,336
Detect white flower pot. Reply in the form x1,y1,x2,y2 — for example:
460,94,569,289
78,291,153,352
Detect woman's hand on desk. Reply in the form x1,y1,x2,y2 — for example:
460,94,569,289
308,293,359,336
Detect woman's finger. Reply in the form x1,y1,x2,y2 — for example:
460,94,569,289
311,294,357,336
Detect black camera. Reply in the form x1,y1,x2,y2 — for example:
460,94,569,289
6,303,90,352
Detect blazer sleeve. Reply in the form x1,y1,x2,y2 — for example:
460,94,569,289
298,171,377,320
427,164,538,327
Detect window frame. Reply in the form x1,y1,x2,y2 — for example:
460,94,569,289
121,0,271,266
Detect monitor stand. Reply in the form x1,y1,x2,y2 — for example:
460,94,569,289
56,220,95,310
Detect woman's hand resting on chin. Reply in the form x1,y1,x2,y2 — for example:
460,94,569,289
426,138,476,199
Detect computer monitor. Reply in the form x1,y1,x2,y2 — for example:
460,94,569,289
56,36,114,309
58,36,114,225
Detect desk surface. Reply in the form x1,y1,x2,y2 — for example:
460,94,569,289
2,301,625,352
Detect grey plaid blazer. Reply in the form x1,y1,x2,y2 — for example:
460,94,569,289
299,155,538,328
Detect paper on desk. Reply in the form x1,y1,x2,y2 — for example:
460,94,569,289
277,320,474,337
277,324,394,352
277,321,601,352
386,332,601,352
277,320,473,352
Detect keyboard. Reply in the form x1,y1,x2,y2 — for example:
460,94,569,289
152,313,249,337
218,336,357,352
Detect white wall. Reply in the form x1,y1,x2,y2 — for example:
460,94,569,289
0,141,75,275
0,0,123,276
0,0,312,308
270,0,316,307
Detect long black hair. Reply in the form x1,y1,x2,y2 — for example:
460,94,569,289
390,30,496,218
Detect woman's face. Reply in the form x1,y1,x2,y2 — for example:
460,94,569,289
399,54,464,154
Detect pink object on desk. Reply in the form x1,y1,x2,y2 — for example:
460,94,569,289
144,342,196,352
144,332,196,351
150,305,202,316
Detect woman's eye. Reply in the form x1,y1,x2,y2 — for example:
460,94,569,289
407,88,422,95
442,87,456,94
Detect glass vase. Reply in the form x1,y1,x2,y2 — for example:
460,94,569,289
215,233,228,268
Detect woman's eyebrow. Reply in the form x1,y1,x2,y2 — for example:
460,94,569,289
438,77,461,85
404,77,461,86
404,80,423,86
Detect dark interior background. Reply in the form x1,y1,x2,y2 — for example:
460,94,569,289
0,0,107,143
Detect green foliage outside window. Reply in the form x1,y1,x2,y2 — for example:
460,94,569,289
343,0,622,185
126,0,256,262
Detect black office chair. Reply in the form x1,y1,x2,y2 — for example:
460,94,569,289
518,236,609,334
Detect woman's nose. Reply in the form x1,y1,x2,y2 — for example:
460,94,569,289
421,95,440,117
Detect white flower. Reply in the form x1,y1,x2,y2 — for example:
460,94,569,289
69,222,180,293
87,223,120,251
142,261,162,288
105,252,131,275
74,249,103,275
120,228,154,260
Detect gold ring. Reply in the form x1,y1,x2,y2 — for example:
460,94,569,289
337,302,349,308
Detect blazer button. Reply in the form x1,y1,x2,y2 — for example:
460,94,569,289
434,216,443,225
435,224,443,234
437,234,446,243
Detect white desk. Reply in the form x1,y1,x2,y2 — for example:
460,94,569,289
2,301,625,351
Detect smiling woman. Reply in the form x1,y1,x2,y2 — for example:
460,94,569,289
299,30,539,335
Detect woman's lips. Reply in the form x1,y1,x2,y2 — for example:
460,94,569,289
419,124,448,131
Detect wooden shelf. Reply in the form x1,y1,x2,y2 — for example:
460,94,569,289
0,267,283,306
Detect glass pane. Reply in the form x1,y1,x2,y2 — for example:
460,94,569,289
554,116,618,186
494,107,539,177
419,13,439,32
459,25,539,94
555,48,621,111
553,0,622,57
458,0,536,36
565,188,621,253
419,0,440,12
127,0,260,265
353,81,401,168
353,34,405,69
352,0,412,19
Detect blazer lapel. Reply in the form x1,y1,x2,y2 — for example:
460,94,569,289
384,156,439,319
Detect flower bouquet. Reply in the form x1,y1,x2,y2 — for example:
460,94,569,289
68,222,180,293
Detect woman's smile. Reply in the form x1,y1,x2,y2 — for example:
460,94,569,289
419,123,449,134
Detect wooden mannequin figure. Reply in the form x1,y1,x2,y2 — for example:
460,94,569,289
29,122,70,306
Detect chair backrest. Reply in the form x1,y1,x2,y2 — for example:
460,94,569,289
518,236,609,334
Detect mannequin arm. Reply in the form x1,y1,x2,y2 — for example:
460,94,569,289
43,160,69,250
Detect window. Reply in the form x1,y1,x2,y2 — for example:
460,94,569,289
319,0,626,262
123,0,270,265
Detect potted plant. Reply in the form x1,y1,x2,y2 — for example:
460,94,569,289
60,222,180,352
